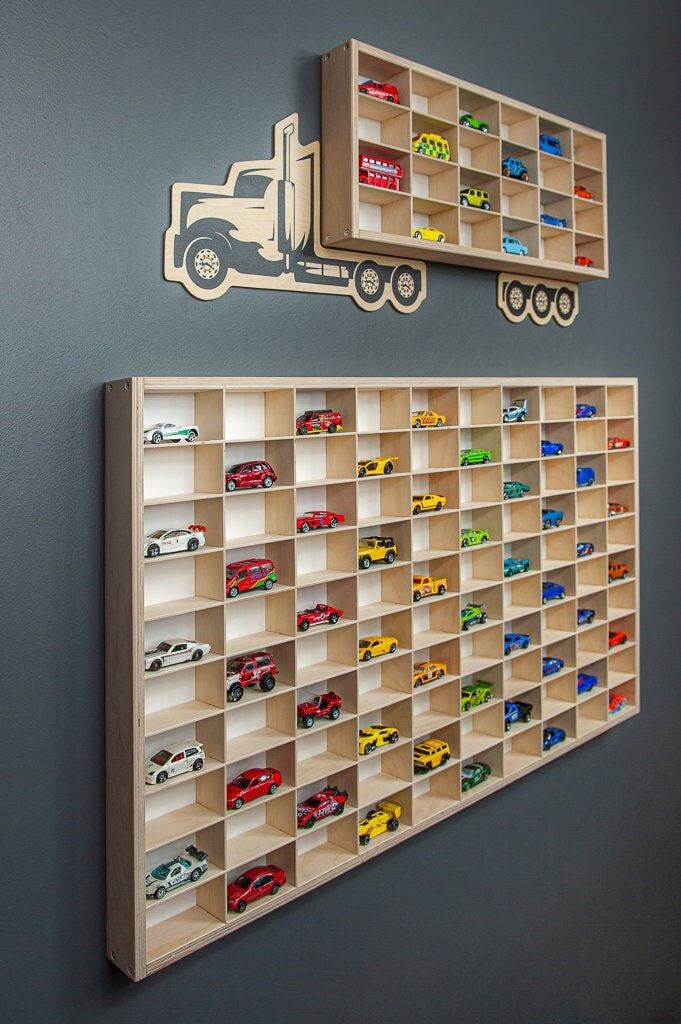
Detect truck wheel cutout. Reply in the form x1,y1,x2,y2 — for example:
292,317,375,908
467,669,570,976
497,273,579,327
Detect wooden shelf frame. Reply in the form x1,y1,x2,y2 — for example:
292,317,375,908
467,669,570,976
106,377,637,979
322,40,608,282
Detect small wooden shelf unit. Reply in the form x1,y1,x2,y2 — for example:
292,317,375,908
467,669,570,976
106,377,638,979
322,40,608,282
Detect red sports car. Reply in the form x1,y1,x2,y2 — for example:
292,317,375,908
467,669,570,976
575,255,594,267
608,693,628,714
608,502,628,517
297,603,343,632
228,864,286,913
608,437,631,450
297,786,348,828
574,184,593,200
358,80,400,104
297,691,342,728
608,629,628,648
226,767,283,810
297,510,346,532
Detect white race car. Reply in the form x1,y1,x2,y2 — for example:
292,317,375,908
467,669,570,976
145,740,205,784
144,422,199,444
146,845,208,899
145,639,211,672
144,524,206,558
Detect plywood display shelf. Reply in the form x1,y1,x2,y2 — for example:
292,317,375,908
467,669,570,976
322,40,608,281
106,377,638,980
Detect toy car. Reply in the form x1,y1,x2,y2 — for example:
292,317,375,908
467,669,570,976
144,422,199,444
461,761,491,791
146,845,208,899
608,693,628,714
460,448,492,466
543,580,565,603
504,556,530,577
461,681,493,712
609,629,628,648
502,397,528,422
226,558,277,597
504,632,530,655
541,439,564,456
503,480,530,500
541,213,568,228
359,801,402,845
225,460,276,491
413,660,447,687
145,741,204,785
574,184,593,200
413,738,451,772
359,153,403,190
460,187,490,210
577,672,598,695
608,436,630,449
359,635,398,661
575,255,594,267
461,527,490,547
412,132,450,160
576,403,597,418
502,236,529,256
412,493,447,514
296,605,342,633
297,509,345,532
461,603,487,630
358,80,400,103
459,112,489,132
358,725,399,755
295,409,343,434
358,455,398,477
505,700,532,730
577,541,594,557
358,536,397,569
145,639,210,672
413,575,447,601
577,608,595,626
227,768,282,810
297,691,342,728
297,786,348,828
542,656,565,677
539,133,562,156
542,508,564,529
502,156,529,181
144,524,206,558
412,409,446,427
608,561,629,583
608,502,628,517
543,726,566,750
228,864,286,913
226,651,278,702
413,226,446,243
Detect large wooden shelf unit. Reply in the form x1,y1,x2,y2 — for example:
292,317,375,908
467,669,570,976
106,377,638,979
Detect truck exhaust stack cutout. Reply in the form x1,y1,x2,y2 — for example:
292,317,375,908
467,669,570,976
164,113,427,313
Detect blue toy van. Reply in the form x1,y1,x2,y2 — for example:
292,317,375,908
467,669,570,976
576,466,596,487
539,133,563,157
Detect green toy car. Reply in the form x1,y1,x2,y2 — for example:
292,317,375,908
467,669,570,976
504,556,530,577
461,527,490,547
460,448,493,466
459,113,489,133
461,603,487,631
503,480,530,500
461,681,493,713
461,761,491,792
459,187,490,210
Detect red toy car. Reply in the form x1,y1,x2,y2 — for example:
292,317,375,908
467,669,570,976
608,693,628,714
575,255,594,267
608,502,628,516
358,153,403,191
574,184,593,200
225,460,277,492
297,691,342,729
297,510,346,532
297,603,343,632
225,558,277,598
295,409,344,435
608,629,628,648
226,651,278,702
608,437,631,450
227,767,283,809
297,786,348,828
228,864,286,913
358,80,400,104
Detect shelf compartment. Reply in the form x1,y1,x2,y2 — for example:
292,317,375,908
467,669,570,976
296,718,358,789
225,588,296,657
500,103,538,149
225,488,295,548
144,389,224,445
226,791,296,869
357,387,411,433
358,652,413,714
460,742,504,799
504,721,542,775
296,623,358,688
295,432,357,486
412,510,460,562
146,881,226,966
224,389,294,442
225,691,295,763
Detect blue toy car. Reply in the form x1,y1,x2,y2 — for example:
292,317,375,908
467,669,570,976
543,726,566,750
542,656,565,677
577,607,595,626
504,700,533,731
539,133,563,157
504,632,531,655
577,541,594,557
543,580,565,603
576,466,596,487
576,403,597,418
540,213,568,228
542,508,564,530
502,235,529,256
502,156,529,181
541,439,564,456
577,672,598,695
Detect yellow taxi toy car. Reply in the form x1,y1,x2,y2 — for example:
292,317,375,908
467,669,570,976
412,132,451,161
413,738,451,772
412,493,447,514
359,635,398,662
358,536,398,569
357,455,398,477
358,725,400,755
358,801,402,845
413,226,446,243
412,409,446,428
413,660,447,687
413,575,447,601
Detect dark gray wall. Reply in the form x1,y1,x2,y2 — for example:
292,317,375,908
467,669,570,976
2,1,680,1021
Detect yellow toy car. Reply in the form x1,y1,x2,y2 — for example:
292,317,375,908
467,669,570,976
413,738,451,772
358,536,397,569
412,409,447,428
359,635,398,662
413,575,447,601
412,493,447,514
413,660,447,687
413,226,446,243
412,132,450,161
358,725,400,755
357,455,398,477
358,801,402,845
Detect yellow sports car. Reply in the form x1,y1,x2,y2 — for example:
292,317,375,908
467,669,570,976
413,660,447,687
359,635,399,662
412,493,447,514
357,455,398,478
358,725,400,755
413,226,446,243
412,409,447,428
358,801,402,845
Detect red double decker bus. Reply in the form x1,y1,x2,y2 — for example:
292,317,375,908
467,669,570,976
358,153,404,191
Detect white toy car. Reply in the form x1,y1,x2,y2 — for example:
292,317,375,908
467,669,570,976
145,639,211,672
144,524,206,558
145,740,205,784
144,422,199,444
146,845,208,899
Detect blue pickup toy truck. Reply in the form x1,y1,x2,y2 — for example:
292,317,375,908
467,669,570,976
543,580,566,603
542,508,564,529
576,466,596,487
502,156,529,181
504,700,533,731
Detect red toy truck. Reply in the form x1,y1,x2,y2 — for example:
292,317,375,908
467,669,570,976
358,80,400,104
297,691,342,729
295,409,344,434
225,558,277,598
358,153,404,191
226,651,278,702
225,460,277,491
